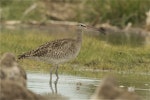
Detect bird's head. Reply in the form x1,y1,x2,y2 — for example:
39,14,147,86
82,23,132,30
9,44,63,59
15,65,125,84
77,23,87,29
77,23,106,34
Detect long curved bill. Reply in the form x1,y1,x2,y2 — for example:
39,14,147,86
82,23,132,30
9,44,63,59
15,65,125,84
86,25,106,35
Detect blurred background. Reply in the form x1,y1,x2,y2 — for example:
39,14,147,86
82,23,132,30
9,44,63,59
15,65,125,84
0,0,150,27
0,0,150,100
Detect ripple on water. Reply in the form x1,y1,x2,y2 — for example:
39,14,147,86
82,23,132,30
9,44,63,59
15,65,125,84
27,72,150,100
27,72,99,100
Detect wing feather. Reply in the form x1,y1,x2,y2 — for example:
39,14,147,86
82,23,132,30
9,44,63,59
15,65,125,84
18,39,75,59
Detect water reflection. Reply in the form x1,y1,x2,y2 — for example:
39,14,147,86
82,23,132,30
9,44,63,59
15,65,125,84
27,72,99,100
27,72,149,100
49,75,58,94
49,66,59,94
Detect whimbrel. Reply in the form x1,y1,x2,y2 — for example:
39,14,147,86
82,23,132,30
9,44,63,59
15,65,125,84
18,23,104,85
0,53,27,87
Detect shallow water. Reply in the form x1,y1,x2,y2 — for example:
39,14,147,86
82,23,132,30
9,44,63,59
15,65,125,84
27,72,150,100
27,72,99,100
1,25,150,100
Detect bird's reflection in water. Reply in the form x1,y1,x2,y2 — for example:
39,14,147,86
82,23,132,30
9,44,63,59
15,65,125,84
48,78,69,100
49,76,59,94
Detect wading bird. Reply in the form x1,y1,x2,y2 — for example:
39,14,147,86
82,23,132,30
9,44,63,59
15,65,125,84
18,23,105,87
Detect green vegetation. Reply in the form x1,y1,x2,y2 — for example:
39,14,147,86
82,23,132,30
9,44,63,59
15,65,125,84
0,0,150,75
0,0,43,21
83,0,150,27
1,0,150,27
0,29,150,76
0,1,149,99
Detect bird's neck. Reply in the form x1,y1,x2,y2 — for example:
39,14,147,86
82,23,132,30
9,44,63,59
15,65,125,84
76,28,82,43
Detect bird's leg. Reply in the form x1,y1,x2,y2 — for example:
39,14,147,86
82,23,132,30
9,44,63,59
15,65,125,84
50,66,55,84
55,65,59,79
49,66,55,93
53,65,59,93
54,76,58,94
54,65,59,93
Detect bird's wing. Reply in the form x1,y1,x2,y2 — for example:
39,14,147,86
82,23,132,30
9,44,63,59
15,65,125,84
18,39,74,59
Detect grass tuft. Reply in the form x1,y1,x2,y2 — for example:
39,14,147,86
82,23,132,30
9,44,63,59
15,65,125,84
1,29,149,74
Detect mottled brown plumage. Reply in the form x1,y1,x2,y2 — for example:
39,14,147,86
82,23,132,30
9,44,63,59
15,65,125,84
18,23,104,86
18,39,81,65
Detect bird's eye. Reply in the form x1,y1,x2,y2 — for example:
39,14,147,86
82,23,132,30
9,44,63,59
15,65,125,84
81,24,86,27
78,24,86,27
